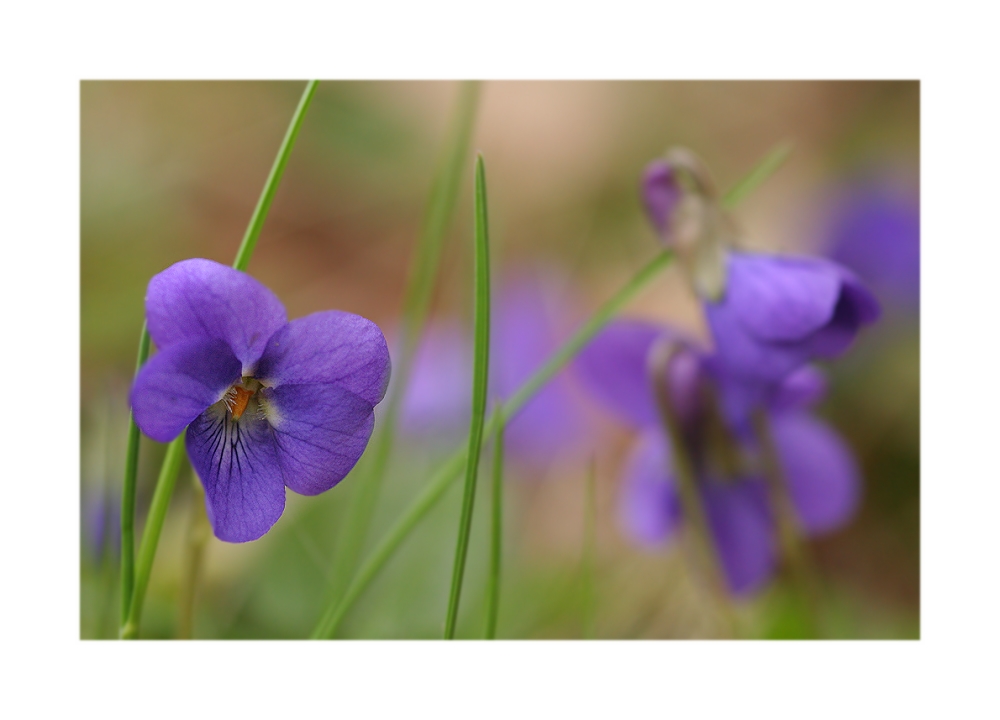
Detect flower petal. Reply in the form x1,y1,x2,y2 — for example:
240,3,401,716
575,320,664,429
642,160,683,236
726,253,842,341
255,310,391,407
702,478,776,597
130,338,242,443
771,412,861,535
805,269,881,358
704,300,814,383
619,431,683,546
768,365,828,413
826,180,920,310
186,407,286,543
145,258,287,372
399,321,473,436
491,274,593,460
262,382,377,496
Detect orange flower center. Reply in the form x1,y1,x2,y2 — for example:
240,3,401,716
224,385,256,420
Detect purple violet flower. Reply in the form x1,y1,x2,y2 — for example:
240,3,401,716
576,320,860,596
642,161,683,238
640,154,881,387
702,252,881,385
129,259,391,542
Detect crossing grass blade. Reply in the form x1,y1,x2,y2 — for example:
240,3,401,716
484,404,504,639
721,140,793,209
444,154,491,639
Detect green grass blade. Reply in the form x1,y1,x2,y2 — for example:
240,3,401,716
721,140,793,210
119,80,319,639
329,81,481,598
311,249,674,638
484,404,504,639
232,80,319,272
581,458,597,639
120,437,186,638
119,322,150,628
444,154,492,639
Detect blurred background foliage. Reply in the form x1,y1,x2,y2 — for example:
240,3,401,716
81,81,918,639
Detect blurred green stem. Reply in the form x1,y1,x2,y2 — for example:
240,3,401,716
751,409,821,637
177,473,211,639
329,81,481,598
581,458,597,639
444,154,491,639
120,437,186,639
311,250,675,639
119,80,318,639
232,80,318,273
648,338,737,637
483,404,504,640
720,140,793,210
119,322,150,628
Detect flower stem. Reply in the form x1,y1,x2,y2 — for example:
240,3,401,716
750,409,822,637
581,457,597,639
119,81,319,639
648,338,738,637
720,140,794,210
232,80,319,273
119,322,151,628
483,404,504,640
310,250,675,638
120,436,186,639
176,473,211,639
444,154,492,639
328,81,481,600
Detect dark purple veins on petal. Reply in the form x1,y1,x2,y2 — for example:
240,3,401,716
186,406,286,543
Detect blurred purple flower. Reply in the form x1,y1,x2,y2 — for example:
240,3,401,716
703,252,881,386
130,259,391,543
401,273,595,464
640,155,881,387
824,178,920,312
82,487,120,563
642,160,683,237
576,320,860,596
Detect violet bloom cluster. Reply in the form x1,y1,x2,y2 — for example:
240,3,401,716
576,320,860,596
643,158,881,394
573,152,882,595
130,259,391,542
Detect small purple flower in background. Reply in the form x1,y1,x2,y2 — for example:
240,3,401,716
401,272,595,464
398,321,473,437
703,252,881,385
823,176,920,313
641,155,881,388
130,259,391,543
576,320,860,596
82,486,121,563
642,161,683,239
